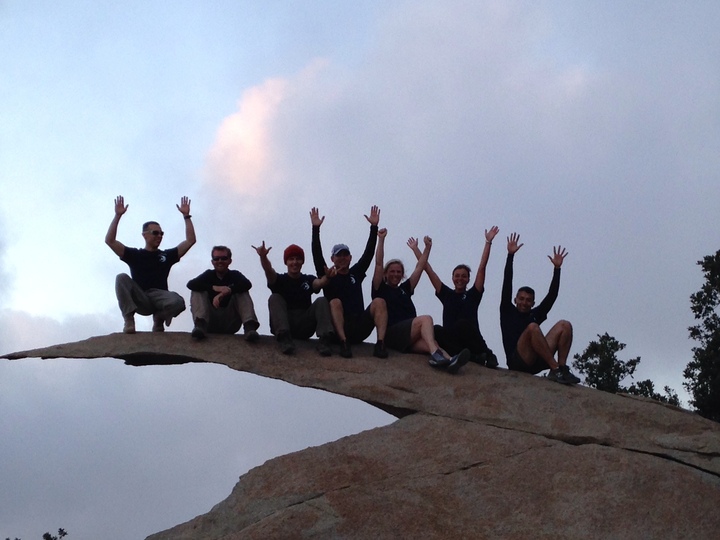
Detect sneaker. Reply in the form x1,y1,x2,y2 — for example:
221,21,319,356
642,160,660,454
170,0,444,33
191,319,207,340
316,334,332,357
373,340,388,359
123,315,136,334
152,315,165,332
484,350,499,369
559,365,581,384
446,348,471,374
429,349,452,369
277,332,295,355
339,341,352,358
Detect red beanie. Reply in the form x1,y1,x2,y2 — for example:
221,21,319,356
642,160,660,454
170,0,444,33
284,244,305,263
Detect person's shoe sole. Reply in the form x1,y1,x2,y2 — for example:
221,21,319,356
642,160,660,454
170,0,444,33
245,330,259,342
446,349,471,374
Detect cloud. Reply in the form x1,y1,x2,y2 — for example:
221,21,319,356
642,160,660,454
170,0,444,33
204,76,290,196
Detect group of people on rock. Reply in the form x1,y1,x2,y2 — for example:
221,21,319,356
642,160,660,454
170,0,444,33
105,196,581,385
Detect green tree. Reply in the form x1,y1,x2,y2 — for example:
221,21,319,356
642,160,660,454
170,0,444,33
684,249,720,421
573,333,679,405
572,333,640,393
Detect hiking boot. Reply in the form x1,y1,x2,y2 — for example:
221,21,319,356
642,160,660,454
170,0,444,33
191,318,207,340
373,340,388,359
339,341,353,358
316,334,332,357
559,365,580,384
484,349,499,369
429,349,452,369
277,332,295,355
152,315,165,332
244,324,260,342
446,349,471,374
123,315,136,334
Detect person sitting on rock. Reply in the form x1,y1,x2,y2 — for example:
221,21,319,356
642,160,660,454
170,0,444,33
500,232,580,384
186,245,260,341
310,206,388,359
253,241,335,356
105,195,196,334
409,225,500,368
372,229,470,373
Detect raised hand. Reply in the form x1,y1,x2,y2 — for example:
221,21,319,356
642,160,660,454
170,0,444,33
548,245,568,268
423,236,432,249
114,196,128,216
378,228,388,239
176,196,191,216
507,232,523,254
364,205,380,227
324,265,337,278
406,237,418,251
310,207,325,227
252,241,272,257
485,226,499,243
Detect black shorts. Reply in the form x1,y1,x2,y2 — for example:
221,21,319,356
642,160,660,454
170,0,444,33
507,348,549,375
385,319,414,352
344,308,376,344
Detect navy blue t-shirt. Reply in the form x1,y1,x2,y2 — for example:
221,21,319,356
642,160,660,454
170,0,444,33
373,280,416,328
437,284,483,330
269,273,317,310
121,247,180,291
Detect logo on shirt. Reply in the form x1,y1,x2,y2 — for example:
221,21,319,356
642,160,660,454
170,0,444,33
158,253,167,263
350,276,356,285
302,282,310,291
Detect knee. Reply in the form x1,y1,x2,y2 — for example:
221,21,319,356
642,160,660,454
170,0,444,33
329,298,343,311
268,293,285,309
371,297,387,312
416,314,433,327
115,273,132,286
558,319,573,333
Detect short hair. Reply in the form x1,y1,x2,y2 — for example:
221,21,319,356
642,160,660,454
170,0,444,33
384,259,405,278
212,245,232,259
452,264,471,276
518,286,535,297
142,221,160,232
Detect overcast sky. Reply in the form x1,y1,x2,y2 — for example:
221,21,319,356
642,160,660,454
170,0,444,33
2,1,719,538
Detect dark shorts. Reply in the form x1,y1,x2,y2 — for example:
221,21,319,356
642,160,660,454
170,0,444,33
344,308,376,344
507,348,549,375
385,319,414,352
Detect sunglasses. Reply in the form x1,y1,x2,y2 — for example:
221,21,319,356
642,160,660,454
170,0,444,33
145,230,164,236
212,256,230,262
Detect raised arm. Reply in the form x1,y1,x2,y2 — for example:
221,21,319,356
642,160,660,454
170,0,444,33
372,228,387,292
407,236,431,291
536,245,567,314
175,196,196,258
473,225,499,292
105,195,128,257
409,237,443,294
252,241,277,285
501,232,523,305
310,207,326,276
355,205,380,273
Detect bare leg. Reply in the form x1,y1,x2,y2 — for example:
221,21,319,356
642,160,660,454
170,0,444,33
409,316,445,356
544,320,573,367
329,299,347,342
369,297,387,341
516,323,560,370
